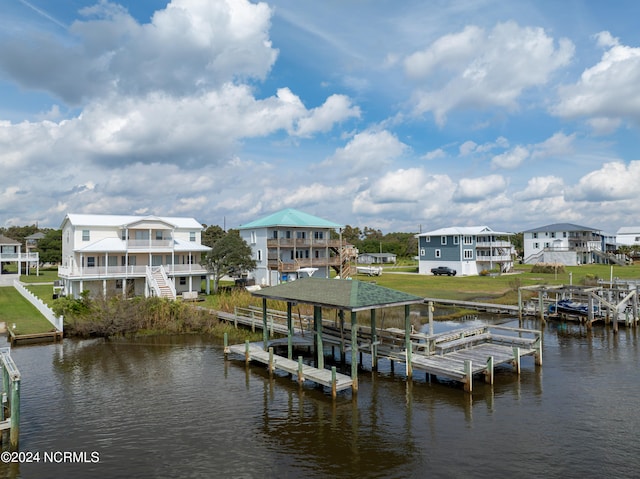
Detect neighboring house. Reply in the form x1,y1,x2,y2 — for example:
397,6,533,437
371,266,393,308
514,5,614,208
0,234,39,276
616,226,640,246
238,208,354,286
25,232,45,253
416,226,514,276
357,252,397,264
58,214,211,300
522,223,618,265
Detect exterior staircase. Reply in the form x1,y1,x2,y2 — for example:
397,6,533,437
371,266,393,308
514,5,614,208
147,266,176,300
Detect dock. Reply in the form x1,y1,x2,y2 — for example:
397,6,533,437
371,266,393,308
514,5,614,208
7,329,63,346
424,297,521,315
221,307,541,394
227,341,353,397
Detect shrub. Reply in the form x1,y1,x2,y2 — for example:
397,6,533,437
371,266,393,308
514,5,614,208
531,263,565,274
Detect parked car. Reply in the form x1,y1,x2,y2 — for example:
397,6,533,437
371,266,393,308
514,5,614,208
430,266,457,276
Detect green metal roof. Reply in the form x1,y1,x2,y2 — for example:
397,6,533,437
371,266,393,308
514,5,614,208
251,277,424,312
238,208,342,229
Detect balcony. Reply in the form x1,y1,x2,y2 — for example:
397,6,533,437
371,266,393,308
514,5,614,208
476,241,512,248
267,256,341,272
0,252,39,262
267,238,342,248
58,263,208,279
126,239,174,250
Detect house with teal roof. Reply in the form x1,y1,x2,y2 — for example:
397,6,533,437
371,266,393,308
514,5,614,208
238,208,355,286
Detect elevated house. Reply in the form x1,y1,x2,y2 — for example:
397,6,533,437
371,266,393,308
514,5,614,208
238,208,355,286
523,223,618,265
0,234,39,276
416,226,514,276
357,252,397,264
616,226,640,246
58,213,211,300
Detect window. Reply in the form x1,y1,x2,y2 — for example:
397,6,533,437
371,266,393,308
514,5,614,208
314,231,324,240
87,256,95,268
435,249,441,258
533,232,538,239
285,231,291,239
453,236,459,245
551,232,556,238
190,232,196,242
250,231,256,243
534,243,539,249
464,236,473,245
563,232,567,238
179,277,186,286
82,230,90,241
108,256,117,267
156,231,163,240
315,250,319,258
121,229,126,240
420,248,425,256
296,231,306,239
116,280,123,289
272,230,278,239
425,236,430,243
464,249,473,259
257,250,262,262
441,236,447,245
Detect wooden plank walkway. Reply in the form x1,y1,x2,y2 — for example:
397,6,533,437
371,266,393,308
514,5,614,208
227,342,353,396
424,297,520,314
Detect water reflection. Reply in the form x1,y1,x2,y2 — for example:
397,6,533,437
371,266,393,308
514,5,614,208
1,320,639,479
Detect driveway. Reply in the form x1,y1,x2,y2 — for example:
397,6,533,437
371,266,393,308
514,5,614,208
0,273,19,287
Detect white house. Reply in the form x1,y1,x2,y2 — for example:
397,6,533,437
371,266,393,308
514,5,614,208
58,213,211,299
238,208,354,286
616,227,640,246
0,234,39,276
416,226,514,276
522,223,616,265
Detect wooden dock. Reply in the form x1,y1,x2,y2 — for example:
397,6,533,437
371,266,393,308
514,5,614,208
424,297,521,315
7,329,63,346
227,341,353,397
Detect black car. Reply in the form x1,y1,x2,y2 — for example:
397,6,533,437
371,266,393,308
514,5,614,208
430,266,457,276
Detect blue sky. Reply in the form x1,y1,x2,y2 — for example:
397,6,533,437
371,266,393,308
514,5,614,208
1,0,640,234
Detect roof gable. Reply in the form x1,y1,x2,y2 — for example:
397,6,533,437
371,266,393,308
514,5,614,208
239,208,342,229
61,213,203,230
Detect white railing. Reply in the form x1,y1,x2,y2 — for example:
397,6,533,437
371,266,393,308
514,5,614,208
13,280,63,332
146,266,176,299
475,241,512,248
0,252,39,261
59,263,208,278
126,239,173,249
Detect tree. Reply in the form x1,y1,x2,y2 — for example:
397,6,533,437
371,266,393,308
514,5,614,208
36,229,62,264
201,224,226,248
200,230,256,294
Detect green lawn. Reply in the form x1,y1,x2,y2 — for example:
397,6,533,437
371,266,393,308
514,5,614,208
0,287,56,335
18,268,59,284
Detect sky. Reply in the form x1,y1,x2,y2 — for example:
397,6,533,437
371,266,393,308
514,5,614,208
1,0,640,235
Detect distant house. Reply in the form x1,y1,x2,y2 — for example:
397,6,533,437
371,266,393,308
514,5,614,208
25,232,45,253
616,227,640,246
238,208,354,286
0,234,39,276
416,226,514,276
357,252,397,264
58,213,211,300
522,223,617,265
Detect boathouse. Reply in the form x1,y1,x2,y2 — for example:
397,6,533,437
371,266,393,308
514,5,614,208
242,277,425,395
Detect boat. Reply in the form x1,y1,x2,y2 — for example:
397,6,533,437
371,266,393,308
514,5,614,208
356,266,382,276
548,299,596,316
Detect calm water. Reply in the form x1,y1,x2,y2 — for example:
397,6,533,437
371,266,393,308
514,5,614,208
1,318,639,479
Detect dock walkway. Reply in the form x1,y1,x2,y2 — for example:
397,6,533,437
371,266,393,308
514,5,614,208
227,342,353,397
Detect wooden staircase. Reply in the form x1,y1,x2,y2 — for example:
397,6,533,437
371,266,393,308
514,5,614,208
149,266,176,300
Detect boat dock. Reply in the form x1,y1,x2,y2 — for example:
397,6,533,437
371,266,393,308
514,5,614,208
424,297,521,315
221,307,541,394
226,341,353,397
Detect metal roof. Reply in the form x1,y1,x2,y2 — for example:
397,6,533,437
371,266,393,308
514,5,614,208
416,226,513,237
238,208,342,230
61,213,204,230
522,223,599,233
251,277,424,312
0,235,20,245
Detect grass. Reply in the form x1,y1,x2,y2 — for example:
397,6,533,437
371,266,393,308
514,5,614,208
0,287,56,335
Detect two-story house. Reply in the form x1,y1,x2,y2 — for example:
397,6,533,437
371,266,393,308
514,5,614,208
0,234,39,276
58,214,211,299
416,226,514,276
238,208,354,286
522,223,616,265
